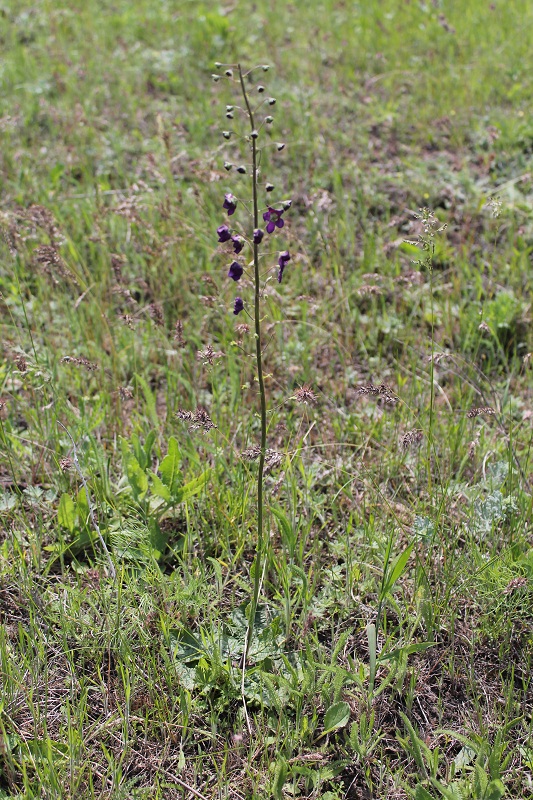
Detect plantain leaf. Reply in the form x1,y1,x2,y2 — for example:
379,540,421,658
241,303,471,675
323,701,351,733
159,437,182,495
58,494,76,533
150,472,171,502
174,469,210,503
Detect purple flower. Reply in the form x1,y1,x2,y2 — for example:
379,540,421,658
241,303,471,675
232,235,245,254
228,261,243,282
223,193,237,216
277,250,290,283
233,297,244,315
263,206,286,234
253,228,264,244
217,224,232,243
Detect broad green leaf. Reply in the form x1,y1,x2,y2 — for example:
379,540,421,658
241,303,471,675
159,437,182,494
473,763,488,795
130,431,156,470
58,494,76,533
485,779,505,800
124,453,148,502
174,469,210,503
150,472,171,502
130,433,143,467
143,430,157,469
76,486,90,523
323,701,351,733
171,628,203,663
272,757,288,800
415,786,437,800
148,517,168,555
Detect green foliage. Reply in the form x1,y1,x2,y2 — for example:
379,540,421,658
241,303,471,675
118,432,210,558
322,701,351,734
399,718,513,800
0,0,532,795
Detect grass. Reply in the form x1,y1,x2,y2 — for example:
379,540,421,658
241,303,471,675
1,0,533,797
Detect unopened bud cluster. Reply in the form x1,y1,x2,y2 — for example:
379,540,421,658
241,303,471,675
212,62,292,315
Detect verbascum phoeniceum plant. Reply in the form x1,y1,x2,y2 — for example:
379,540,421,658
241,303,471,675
213,62,292,682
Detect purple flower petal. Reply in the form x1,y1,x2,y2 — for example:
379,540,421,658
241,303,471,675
262,206,287,234
253,228,264,244
277,250,291,284
223,193,237,216
217,224,232,243
233,297,244,315
232,235,245,254
228,261,244,281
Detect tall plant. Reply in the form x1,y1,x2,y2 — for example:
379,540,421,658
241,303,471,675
213,62,292,663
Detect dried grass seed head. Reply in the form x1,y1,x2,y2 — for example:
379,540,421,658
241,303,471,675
401,429,424,450
467,406,496,418
294,384,317,405
177,407,216,433
148,303,164,326
358,383,398,405
197,345,223,366
61,356,98,371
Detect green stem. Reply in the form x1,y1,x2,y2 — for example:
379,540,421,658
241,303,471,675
238,64,267,662
427,252,435,496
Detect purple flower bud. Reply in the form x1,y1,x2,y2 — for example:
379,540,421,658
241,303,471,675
236,165,247,174
233,297,244,315
268,97,276,106
217,224,232,243
265,182,275,192
231,235,245,254
257,85,265,93
253,228,264,244
277,251,291,284
228,261,244,281
223,193,237,216
276,142,285,151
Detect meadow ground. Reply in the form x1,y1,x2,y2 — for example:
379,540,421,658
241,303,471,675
1,1,533,797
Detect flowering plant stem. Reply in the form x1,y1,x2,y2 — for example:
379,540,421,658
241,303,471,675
237,64,267,667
